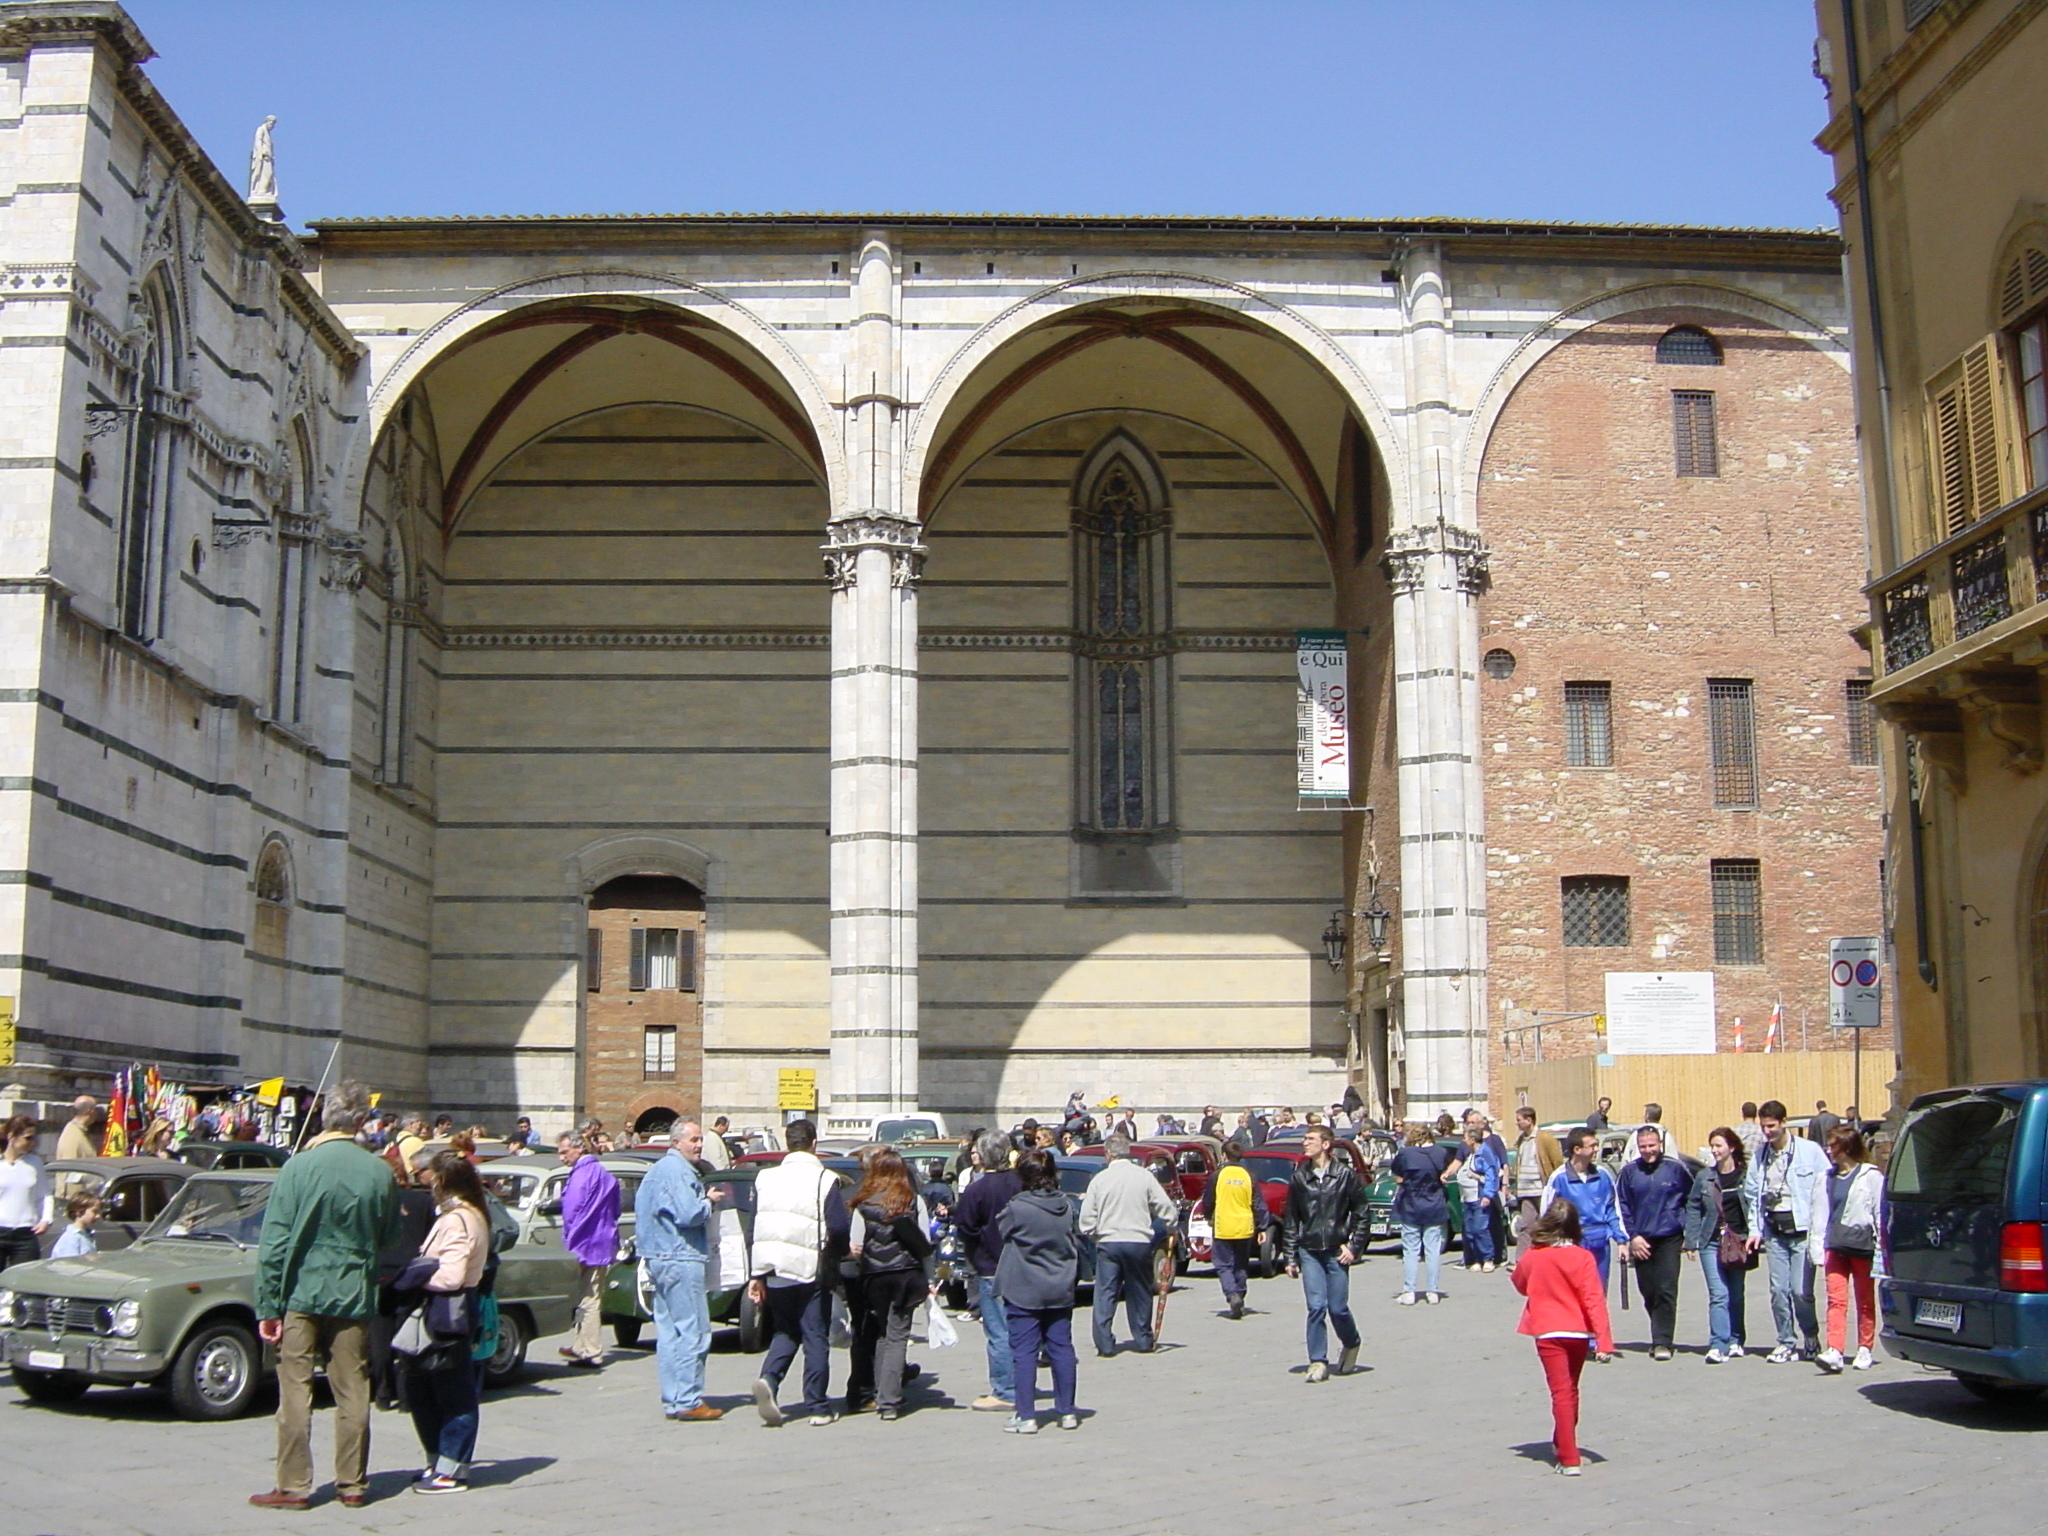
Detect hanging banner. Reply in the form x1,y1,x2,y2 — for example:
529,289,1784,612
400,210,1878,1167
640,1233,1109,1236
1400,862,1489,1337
1296,629,1350,800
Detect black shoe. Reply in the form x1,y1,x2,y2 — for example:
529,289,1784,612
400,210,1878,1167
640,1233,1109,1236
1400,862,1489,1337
901,1363,920,1387
1228,1297,1244,1320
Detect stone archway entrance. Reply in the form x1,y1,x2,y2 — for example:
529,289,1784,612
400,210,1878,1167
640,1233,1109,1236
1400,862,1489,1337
584,875,705,1138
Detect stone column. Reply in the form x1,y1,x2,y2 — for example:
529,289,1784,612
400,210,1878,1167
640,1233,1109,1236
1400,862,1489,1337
823,232,922,1124
1384,240,1493,1117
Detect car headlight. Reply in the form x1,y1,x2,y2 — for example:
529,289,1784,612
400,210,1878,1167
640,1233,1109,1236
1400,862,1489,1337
110,1299,141,1338
0,1288,17,1326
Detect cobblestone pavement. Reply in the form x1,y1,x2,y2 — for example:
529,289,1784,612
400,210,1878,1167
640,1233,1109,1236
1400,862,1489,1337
9,1251,2039,1536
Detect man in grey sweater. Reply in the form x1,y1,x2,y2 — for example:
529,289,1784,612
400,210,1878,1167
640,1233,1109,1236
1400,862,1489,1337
1079,1136,1178,1355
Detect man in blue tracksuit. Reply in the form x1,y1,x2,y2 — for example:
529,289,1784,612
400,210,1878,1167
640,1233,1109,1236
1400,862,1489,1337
1545,1126,1626,1289
1617,1126,1694,1359
638,1121,727,1421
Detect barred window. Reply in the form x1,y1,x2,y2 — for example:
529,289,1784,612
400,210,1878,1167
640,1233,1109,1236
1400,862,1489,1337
1656,326,1723,366
643,1026,676,1078
1673,390,1719,477
1707,678,1758,807
1562,875,1631,947
1711,859,1764,964
1564,681,1613,767
1845,679,1877,766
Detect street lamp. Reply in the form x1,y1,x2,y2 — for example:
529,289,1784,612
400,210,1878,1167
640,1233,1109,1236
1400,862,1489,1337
1361,890,1392,954
1321,909,1347,972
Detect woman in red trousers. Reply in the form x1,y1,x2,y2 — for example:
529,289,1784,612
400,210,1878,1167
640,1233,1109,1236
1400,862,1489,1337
1511,1198,1614,1476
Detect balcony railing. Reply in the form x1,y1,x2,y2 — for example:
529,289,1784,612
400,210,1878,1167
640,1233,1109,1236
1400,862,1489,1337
1872,482,2048,675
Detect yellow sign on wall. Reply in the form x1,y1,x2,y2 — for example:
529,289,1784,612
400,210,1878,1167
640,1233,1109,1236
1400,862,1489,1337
777,1068,817,1111
0,996,13,1068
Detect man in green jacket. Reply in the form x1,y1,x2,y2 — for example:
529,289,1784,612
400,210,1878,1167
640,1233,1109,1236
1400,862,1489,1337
249,1080,400,1511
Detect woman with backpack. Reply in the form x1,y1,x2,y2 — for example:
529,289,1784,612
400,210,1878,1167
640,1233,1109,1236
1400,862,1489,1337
1682,1126,1753,1364
396,1150,491,1494
848,1147,933,1421
1511,1198,1614,1477
1817,1125,1884,1374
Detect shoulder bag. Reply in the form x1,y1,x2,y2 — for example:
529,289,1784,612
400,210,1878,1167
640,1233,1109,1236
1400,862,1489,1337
1714,1177,1759,1271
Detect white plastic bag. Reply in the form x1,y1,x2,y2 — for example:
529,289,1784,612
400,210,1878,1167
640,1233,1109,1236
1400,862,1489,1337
924,1294,959,1348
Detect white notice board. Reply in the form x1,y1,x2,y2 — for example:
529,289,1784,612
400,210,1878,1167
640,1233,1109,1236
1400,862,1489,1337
1604,972,1717,1055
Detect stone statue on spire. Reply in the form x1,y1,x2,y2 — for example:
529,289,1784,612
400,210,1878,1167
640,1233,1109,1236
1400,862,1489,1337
246,115,280,219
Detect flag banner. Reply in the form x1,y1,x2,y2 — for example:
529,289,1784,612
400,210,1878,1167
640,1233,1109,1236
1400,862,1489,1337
1296,629,1350,800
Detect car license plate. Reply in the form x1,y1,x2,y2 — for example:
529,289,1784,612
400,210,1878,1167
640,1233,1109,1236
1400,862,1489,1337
1370,1221,1391,1236
1915,1299,1964,1332
26,1349,67,1370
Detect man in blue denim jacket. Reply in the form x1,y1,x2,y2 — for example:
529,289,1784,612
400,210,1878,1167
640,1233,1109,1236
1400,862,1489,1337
638,1121,727,1420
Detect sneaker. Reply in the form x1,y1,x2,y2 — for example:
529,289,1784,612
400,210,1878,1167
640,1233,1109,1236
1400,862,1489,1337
1728,1343,1747,1359
1766,1345,1796,1364
1704,1348,1726,1365
1817,1348,1844,1374
752,1378,784,1427
1395,1292,1417,1306
1853,1347,1875,1371
971,1395,1013,1412
1059,1413,1080,1431
1651,1345,1673,1362
1425,1292,1443,1305
878,1407,899,1422
1556,1464,1582,1478
1004,1415,1038,1435
411,1475,466,1496
808,1413,837,1427
1337,1343,1360,1377
1228,1296,1244,1319
1306,1361,1330,1384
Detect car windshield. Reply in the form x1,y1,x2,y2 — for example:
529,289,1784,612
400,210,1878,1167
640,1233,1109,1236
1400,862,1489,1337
480,1168,544,1211
875,1119,940,1142
145,1178,271,1246
1240,1155,1297,1185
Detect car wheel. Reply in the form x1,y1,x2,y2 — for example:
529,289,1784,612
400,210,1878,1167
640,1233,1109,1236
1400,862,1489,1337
736,1285,766,1353
11,1364,90,1404
484,1307,530,1388
1254,1230,1279,1279
167,1320,262,1421
1957,1373,2047,1404
611,1317,644,1348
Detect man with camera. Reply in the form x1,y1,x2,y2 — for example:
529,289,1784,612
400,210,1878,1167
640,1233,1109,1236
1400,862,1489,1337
1742,1099,1829,1363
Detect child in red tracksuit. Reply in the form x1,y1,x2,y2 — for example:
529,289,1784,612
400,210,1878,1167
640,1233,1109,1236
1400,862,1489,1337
1511,1198,1615,1475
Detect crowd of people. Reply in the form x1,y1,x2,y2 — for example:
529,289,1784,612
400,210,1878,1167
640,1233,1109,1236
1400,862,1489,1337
0,1078,1890,1496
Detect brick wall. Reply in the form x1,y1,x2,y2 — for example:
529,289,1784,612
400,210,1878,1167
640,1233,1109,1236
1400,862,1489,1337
1475,306,1887,1110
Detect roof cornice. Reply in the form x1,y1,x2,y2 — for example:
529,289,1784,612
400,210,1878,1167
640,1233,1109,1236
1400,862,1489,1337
0,1,149,65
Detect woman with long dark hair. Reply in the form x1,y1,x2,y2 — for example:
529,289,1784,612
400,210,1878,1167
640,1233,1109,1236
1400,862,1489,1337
996,1148,1083,1434
1683,1126,1752,1363
1510,1198,1613,1476
848,1147,932,1421
401,1150,490,1493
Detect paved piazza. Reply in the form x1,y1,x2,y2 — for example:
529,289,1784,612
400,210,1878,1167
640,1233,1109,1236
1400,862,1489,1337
9,1253,2029,1536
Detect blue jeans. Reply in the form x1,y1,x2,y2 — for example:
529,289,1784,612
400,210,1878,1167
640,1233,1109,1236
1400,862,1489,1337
1297,1247,1360,1363
1763,1228,1820,1351
1006,1305,1077,1418
760,1279,831,1416
1700,1247,1750,1351
648,1255,710,1412
1400,1221,1444,1293
978,1276,1013,1399
1463,1202,1499,1266
1091,1241,1156,1354
404,1355,479,1477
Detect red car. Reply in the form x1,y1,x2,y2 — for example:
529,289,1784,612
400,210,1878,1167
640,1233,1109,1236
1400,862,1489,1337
1232,1140,1376,1277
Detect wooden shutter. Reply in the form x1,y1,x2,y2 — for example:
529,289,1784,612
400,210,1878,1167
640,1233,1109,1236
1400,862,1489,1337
629,926,648,991
1672,391,1718,476
678,928,698,992
2000,246,2048,325
586,927,602,991
1928,338,2015,535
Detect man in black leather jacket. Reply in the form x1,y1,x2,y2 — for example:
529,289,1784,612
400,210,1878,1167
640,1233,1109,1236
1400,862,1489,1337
1280,1126,1369,1382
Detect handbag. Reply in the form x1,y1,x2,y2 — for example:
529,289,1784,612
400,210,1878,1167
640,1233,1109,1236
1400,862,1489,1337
1713,1178,1760,1271
390,1305,434,1358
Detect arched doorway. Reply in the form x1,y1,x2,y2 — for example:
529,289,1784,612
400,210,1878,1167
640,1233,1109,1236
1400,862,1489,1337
584,875,706,1139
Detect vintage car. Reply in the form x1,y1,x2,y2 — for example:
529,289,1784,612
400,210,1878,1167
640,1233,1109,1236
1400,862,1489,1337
1361,1139,1474,1249
37,1158,199,1255
478,1151,662,1349
0,1167,582,1420
171,1140,292,1171
1236,1139,1376,1273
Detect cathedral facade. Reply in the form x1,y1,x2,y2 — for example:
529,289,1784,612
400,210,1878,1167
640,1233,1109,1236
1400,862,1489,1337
0,5,1883,1133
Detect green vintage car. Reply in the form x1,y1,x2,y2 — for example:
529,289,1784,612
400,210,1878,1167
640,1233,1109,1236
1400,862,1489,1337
1362,1137,1475,1248
0,1168,581,1420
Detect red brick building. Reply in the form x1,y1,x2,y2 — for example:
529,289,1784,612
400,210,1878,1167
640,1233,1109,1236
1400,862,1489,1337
1473,306,1888,1104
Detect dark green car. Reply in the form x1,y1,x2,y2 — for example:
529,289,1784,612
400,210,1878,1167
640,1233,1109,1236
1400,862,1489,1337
1363,1138,1473,1247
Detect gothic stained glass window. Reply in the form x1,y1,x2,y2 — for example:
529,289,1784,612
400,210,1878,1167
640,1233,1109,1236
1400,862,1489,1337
1073,435,1173,847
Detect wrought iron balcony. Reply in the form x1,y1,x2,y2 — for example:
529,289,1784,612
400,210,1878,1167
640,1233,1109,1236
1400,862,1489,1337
1871,481,2048,681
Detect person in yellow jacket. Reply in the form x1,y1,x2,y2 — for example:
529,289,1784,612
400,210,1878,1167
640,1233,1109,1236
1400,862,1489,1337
1198,1139,1272,1319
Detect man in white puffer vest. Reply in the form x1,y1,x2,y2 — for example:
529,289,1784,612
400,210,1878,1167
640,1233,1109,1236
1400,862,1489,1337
749,1119,848,1427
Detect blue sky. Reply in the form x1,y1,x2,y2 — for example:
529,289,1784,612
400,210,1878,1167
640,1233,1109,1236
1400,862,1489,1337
131,1,1837,230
